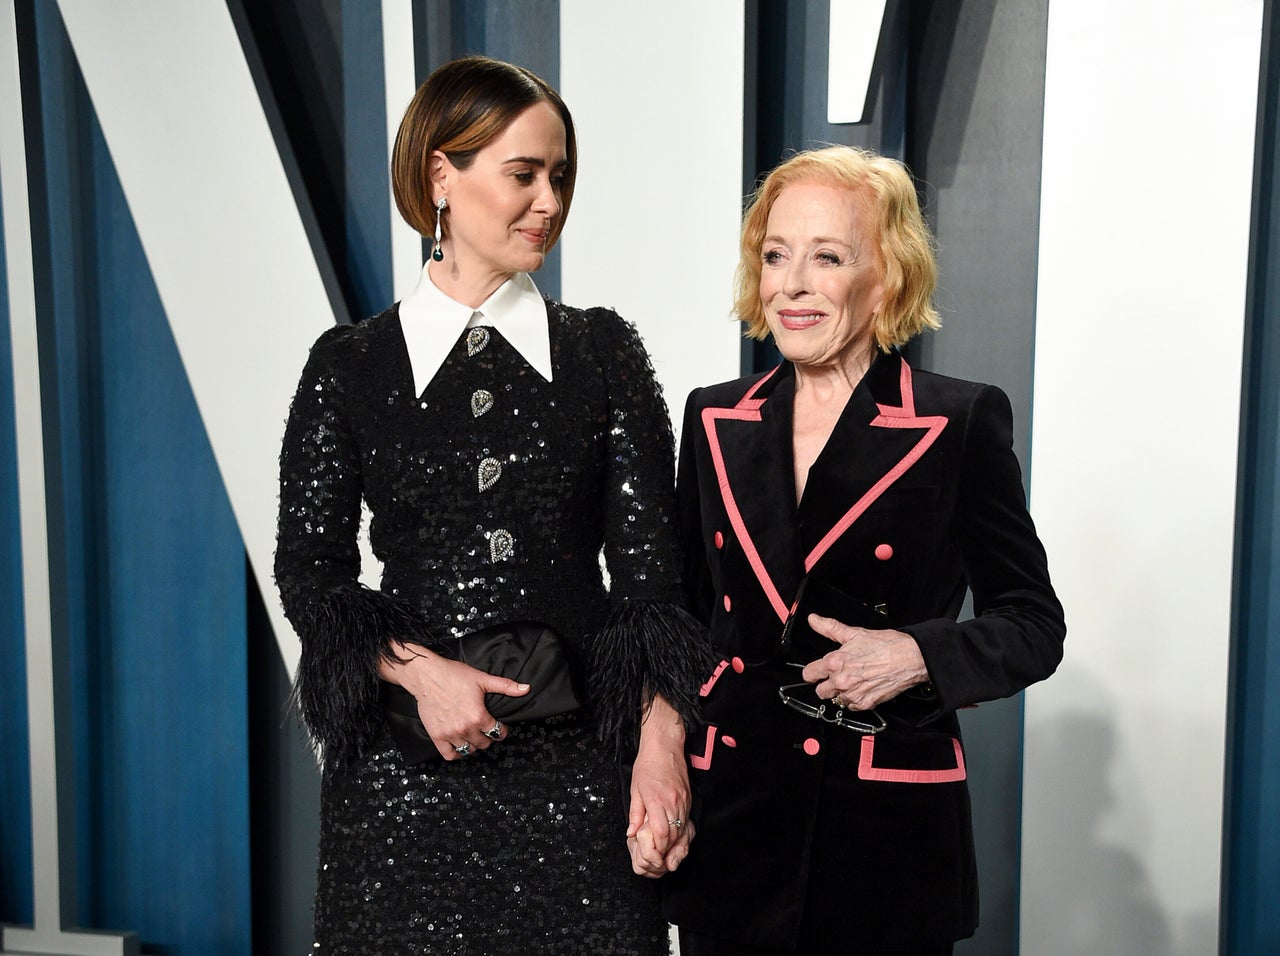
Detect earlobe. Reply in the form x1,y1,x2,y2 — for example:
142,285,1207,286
428,150,449,203
871,285,887,321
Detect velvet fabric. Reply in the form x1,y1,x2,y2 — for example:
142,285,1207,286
662,353,1065,951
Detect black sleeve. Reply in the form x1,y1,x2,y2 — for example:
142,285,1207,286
584,311,715,749
274,327,432,765
903,385,1066,711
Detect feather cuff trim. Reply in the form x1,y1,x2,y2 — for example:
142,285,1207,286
588,600,715,752
290,584,436,765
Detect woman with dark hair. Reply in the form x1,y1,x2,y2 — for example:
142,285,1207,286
275,56,708,953
663,145,1066,955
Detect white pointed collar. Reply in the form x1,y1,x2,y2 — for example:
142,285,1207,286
398,266,553,396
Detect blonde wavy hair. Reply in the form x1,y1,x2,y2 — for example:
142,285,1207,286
736,146,940,351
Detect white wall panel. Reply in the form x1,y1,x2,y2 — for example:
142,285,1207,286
559,1,745,437
1023,2,1262,952
826,0,887,125
54,0,342,678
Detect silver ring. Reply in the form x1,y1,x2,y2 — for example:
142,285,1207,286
669,819,683,828
454,743,472,756
484,721,503,740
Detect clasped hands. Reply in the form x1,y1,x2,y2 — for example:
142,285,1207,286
800,614,930,710
626,695,694,878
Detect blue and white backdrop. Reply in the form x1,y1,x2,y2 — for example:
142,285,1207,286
1,2,1277,954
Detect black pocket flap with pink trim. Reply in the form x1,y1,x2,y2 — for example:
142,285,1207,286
857,733,966,783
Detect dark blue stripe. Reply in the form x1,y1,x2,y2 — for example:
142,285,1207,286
343,0,394,317
0,127,35,930
1222,1,1280,951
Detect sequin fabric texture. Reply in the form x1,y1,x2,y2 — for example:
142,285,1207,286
275,300,686,954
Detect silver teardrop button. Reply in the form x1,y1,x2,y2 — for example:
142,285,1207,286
478,457,502,492
471,389,494,418
466,327,490,356
489,529,514,562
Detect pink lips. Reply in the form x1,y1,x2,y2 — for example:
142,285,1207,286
518,228,549,246
777,309,825,331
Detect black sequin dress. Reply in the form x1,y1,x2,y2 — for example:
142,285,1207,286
275,297,709,955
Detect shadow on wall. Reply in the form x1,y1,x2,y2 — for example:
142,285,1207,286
1022,674,1172,954
907,0,999,190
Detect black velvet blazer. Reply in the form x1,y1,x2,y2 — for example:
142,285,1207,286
662,352,1065,951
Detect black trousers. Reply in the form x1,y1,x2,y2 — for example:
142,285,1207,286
677,928,954,956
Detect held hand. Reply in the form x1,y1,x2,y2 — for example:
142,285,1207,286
382,642,529,761
799,614,930,711
628,817,695,878
626,695,692,877
626,751,691,876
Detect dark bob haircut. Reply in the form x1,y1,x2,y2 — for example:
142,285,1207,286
391,56,577,249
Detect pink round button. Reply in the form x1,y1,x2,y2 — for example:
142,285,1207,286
875,543,894,561
722,735,738,748
730,656,745,673
714,531,724,549
803,738,821,756
723,594,732,613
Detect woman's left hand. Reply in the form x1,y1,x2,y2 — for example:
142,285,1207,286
801,614,931,710
626,694,693,878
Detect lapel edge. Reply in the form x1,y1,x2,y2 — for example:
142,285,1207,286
803,358,950,571
701,367,791,622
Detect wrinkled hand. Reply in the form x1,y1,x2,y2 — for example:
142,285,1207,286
800,614,930,711
626,696,693,877
382,642,529,761
628,817,694,879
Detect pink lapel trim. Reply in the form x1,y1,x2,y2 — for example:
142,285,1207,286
803,360,948,571
701,368,791,622
699,660,730,697
702,360,948,623
689,725,719,771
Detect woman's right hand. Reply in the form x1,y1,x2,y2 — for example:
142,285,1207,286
381,641,530,760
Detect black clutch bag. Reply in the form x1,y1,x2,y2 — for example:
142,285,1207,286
780,575,889,666
380,620,582,765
